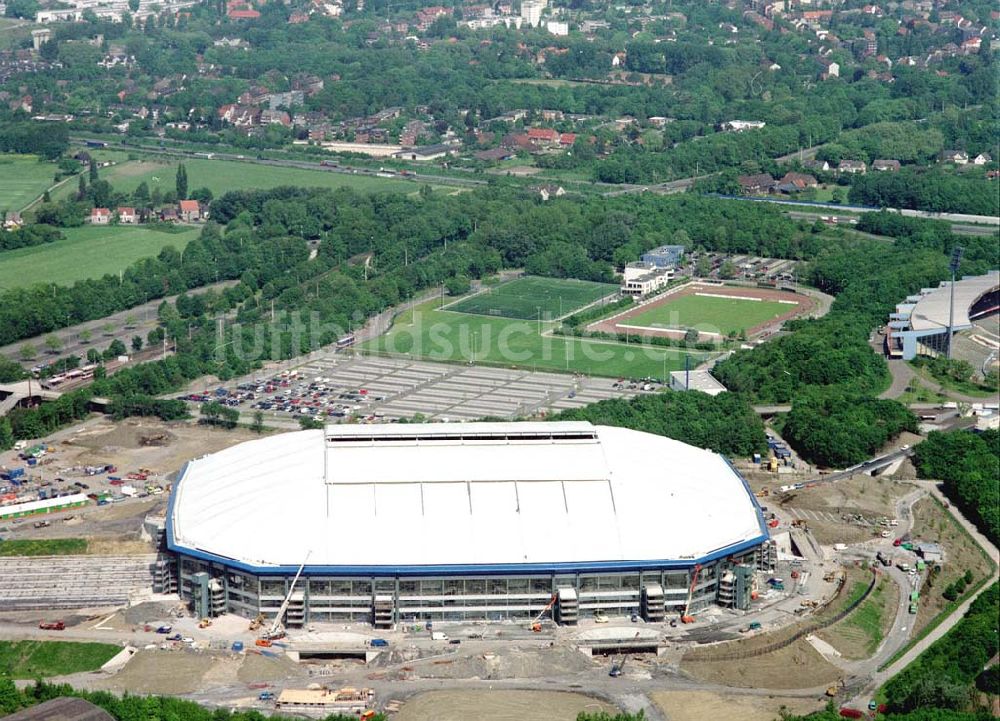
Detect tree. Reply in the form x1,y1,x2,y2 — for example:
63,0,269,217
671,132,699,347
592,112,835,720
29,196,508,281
86,348,100,363
251,411,264,434
43,334,62,354
695,255,711,277
684,328,699,344
76,174,86,200
19,343,36,360
298,416,323,430
89,159,98,183
0,417,14,451
125,313,138,328
128,0,139,10
131,335,143,352
719,259,737,279
175,163,188,200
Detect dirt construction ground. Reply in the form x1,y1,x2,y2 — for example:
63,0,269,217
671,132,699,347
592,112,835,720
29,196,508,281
392,690,614,721
652,690,820,721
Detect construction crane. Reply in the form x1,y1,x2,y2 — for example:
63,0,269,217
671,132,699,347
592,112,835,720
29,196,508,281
528,594,558,632
262,551,311,641
609,655,626,677
681,563,703,624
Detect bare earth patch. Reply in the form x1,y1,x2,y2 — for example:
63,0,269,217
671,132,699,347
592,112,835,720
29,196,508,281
393,690,614,721
652,690,821,721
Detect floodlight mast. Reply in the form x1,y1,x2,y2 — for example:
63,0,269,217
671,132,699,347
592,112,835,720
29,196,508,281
947,247,964,359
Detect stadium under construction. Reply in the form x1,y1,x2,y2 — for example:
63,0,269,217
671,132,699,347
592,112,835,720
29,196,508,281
161,422,775,628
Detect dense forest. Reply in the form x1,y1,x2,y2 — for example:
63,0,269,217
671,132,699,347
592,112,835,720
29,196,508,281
781,391,918,468
551,391,767,458
913,429,999,546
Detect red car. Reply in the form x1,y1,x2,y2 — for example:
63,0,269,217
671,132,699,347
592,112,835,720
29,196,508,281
893,538,903,547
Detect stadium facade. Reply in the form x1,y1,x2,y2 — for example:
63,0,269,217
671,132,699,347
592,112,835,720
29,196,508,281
887,270,999,360
162,422,773,627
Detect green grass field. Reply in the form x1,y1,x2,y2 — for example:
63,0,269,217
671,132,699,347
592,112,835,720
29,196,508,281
447,276,617,320
0,640,120,678
0,225,199,290
61,157,434,201
365,298,702,379
0,155,57,211
0,538,88,556
626,294,792,336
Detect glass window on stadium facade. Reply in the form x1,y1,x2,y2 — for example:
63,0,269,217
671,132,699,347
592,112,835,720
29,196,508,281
304,577,375,622
396,576,557,622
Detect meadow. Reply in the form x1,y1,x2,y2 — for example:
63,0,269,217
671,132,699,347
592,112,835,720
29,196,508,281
0,225,199,289
0,640,120,678
0,155,57,211
60,156,435,200
365,298,703,379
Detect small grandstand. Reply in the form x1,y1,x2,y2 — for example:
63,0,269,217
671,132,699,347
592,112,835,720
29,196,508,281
886,270,1000,360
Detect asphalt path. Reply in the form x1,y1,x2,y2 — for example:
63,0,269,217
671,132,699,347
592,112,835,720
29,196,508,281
0,280,237,369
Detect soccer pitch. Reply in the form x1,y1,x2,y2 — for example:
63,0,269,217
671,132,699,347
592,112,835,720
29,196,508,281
626,294,791,336
446,276,617,320
365,299,703,379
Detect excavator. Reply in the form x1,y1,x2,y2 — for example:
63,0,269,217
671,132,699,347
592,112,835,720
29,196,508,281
680,563,703,624
528,594,558,632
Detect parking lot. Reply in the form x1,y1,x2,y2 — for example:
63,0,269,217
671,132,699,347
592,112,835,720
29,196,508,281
181,354,663,425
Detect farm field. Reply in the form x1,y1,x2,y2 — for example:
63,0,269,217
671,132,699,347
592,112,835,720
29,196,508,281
626,293,791,336
0,225,199,289
447,276,617,320
0,640,120,678
365,298,703,379
0,154,57,211
58,157,435,200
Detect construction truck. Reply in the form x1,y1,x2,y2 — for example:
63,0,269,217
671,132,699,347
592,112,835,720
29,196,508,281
198,618,212,629
248,613,265,632
609,656,626,677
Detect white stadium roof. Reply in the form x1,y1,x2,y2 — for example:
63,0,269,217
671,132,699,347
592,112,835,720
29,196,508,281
168,422,766,573
908,271,999,332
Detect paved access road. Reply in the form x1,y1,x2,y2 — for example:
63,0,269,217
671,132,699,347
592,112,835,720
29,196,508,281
847,480,1000,707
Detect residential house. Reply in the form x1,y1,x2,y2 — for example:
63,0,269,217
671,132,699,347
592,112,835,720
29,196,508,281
774,171,818,193
721,120,766,132
526,127,561,146
474,147,515,162
837,160,867,174
939,150,969,164
972,153,992,165
737,173,775,194
116,206,138,223
160,207,178,223
179,200,201,222
89,207,111,225
535,184,565,201
778,171,818,188
802,159,830,172
872,159,901,172
2,211,23,230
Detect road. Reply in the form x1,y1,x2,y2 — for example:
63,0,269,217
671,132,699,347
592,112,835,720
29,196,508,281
0,280,237,370
847,479,1000,707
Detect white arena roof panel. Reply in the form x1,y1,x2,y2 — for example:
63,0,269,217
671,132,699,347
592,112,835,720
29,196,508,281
168,422,766,572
